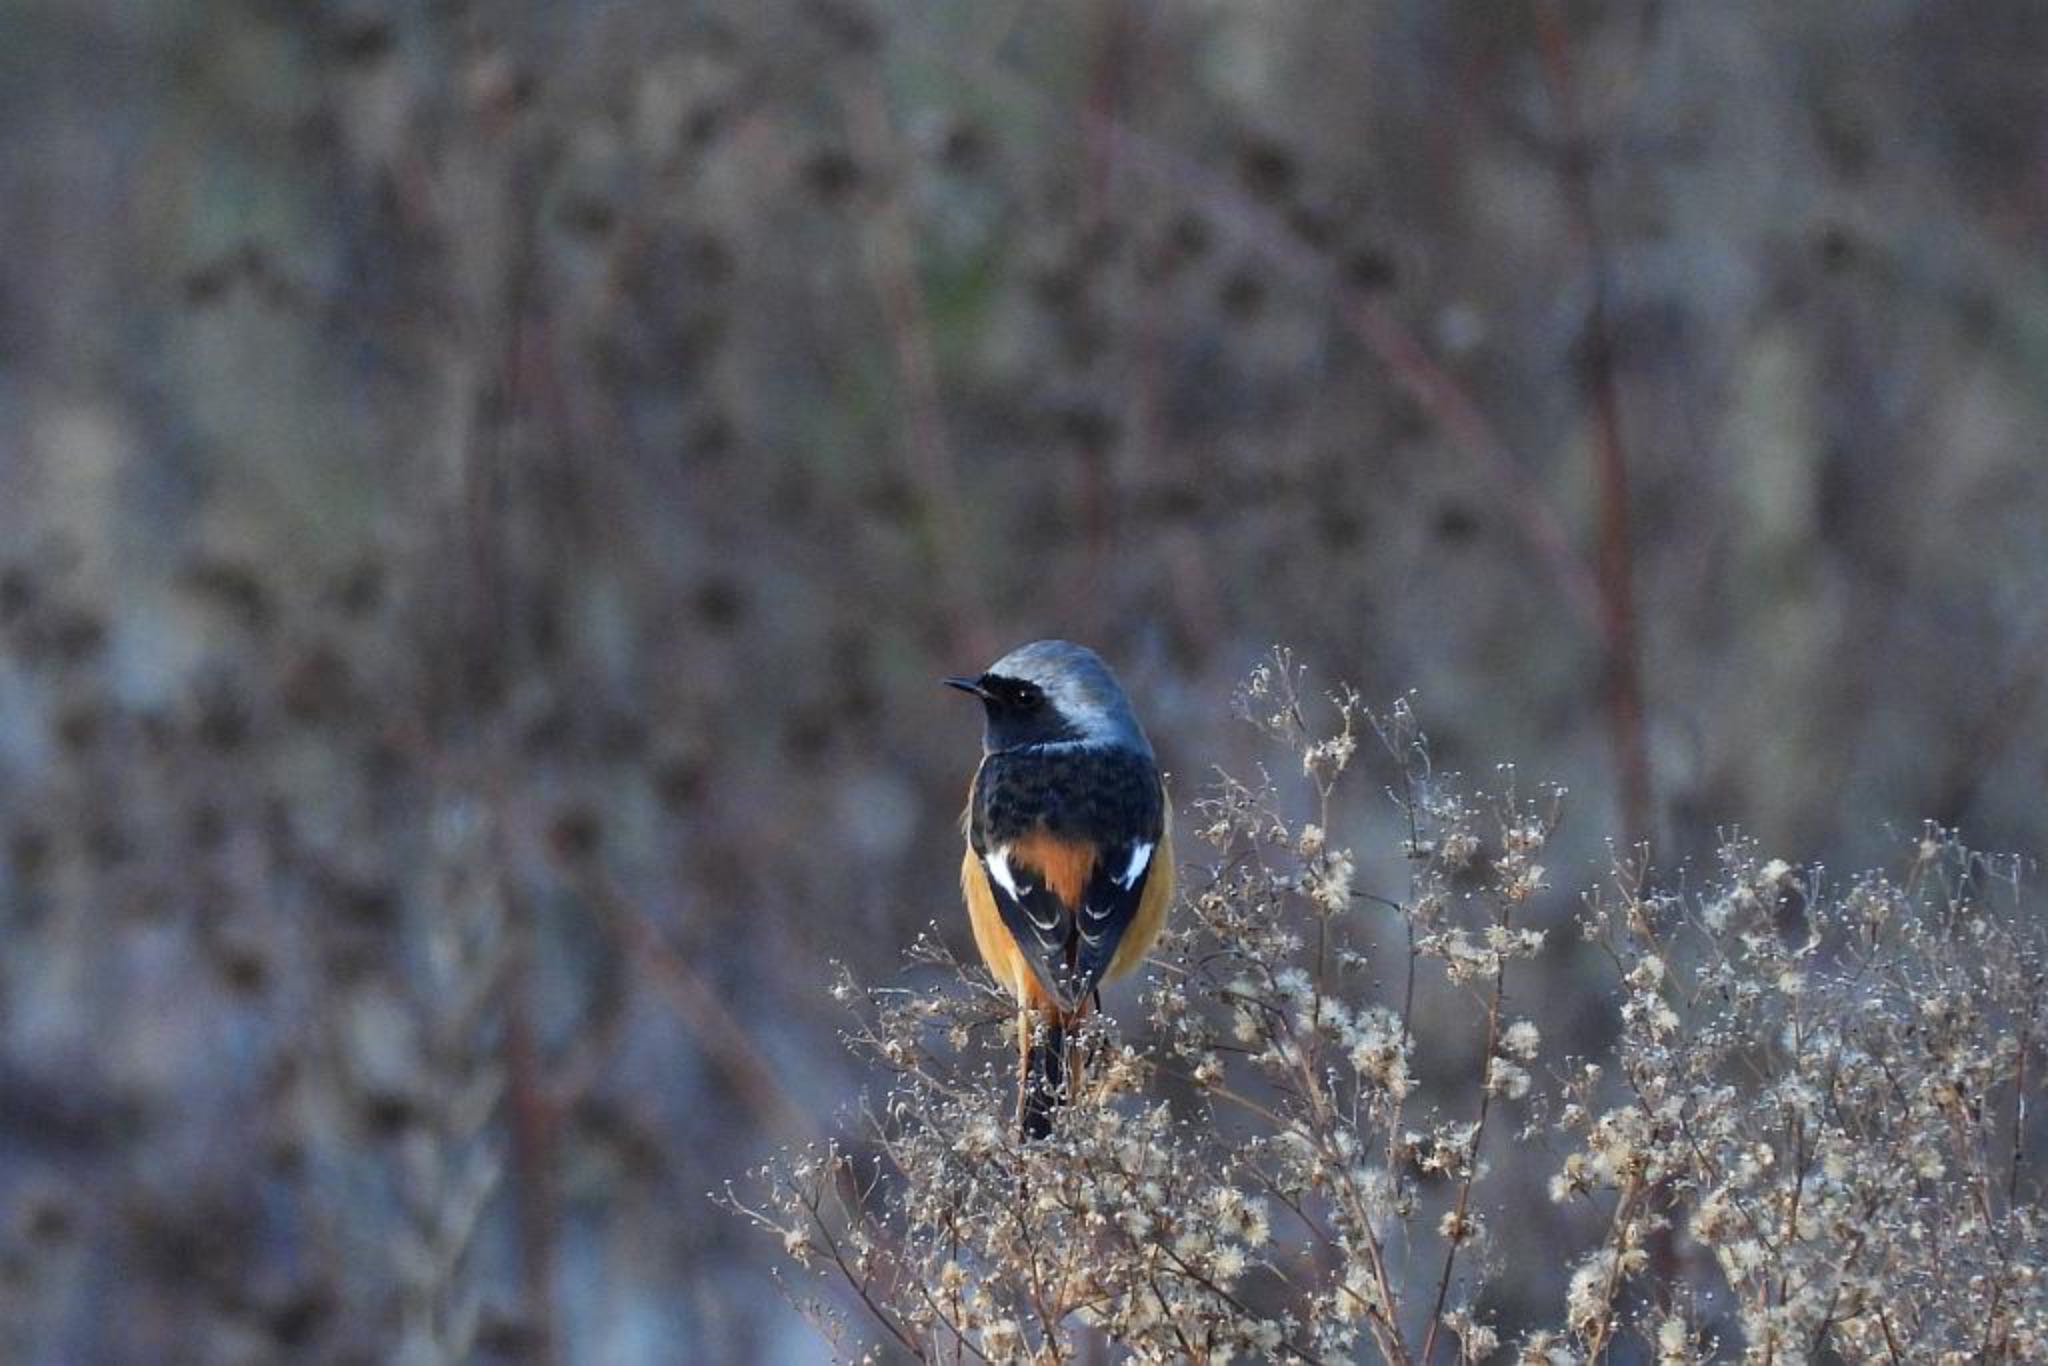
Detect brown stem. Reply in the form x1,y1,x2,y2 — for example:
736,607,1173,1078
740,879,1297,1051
1420,962,1506,1364
500,933,559,1366
1531,11,1668,1331
1532,0,1652,855
2011,1007,2035,1209
576,866,816,1144
810,1197,927,1361
842,75,995,664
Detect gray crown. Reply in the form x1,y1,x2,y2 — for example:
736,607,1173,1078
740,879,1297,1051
985,639,1153,757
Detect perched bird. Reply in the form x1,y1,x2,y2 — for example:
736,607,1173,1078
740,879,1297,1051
946,640,1173,1139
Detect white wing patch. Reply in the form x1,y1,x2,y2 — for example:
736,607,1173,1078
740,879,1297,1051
1116,841,1154,890
1082,842,1155,936
986,846,1022,899
986,846,1060,934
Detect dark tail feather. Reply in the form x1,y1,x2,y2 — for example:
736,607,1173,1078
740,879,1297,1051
1021,1018,1067,1141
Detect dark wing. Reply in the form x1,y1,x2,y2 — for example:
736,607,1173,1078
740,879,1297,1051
1072,835,1163,994
970,746,1163,1010
975,840,1091,1008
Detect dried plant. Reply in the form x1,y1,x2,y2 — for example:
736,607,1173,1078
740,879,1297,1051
730,652,2047,1363
387,798,513,1366
12,4,2048,1357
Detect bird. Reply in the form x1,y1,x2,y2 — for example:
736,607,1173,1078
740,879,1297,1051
946,640,1173,1140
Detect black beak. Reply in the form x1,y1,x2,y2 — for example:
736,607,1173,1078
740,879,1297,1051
942,675,989,699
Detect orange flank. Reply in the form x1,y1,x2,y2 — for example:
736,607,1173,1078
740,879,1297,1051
1108,818,1173,982
960,845,1049,1008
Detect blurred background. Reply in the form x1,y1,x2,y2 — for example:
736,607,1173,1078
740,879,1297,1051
3,0,2047,1360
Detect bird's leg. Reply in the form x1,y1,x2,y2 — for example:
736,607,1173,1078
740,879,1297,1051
1053,991,1099,1107
1078,988,1105,1100
1014,1006,1032,1134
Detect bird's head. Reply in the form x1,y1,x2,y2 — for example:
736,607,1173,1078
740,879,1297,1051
945,639,1153,757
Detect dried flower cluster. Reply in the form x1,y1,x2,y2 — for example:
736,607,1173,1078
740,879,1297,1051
1561,832,2048,1361
731,654,2046,1362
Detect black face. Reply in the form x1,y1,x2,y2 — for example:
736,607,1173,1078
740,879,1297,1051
944,672,1081,750
978,673,1044,712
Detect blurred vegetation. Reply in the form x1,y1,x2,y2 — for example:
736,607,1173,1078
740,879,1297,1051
2,0,2047,1361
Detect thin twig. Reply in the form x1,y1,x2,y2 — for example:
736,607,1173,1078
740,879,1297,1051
1420,953,1507,1365
1532,0,1652,854
576,865,817,1144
